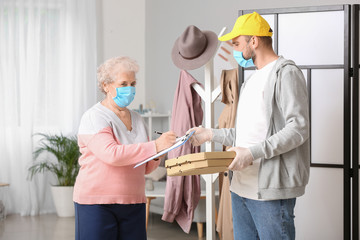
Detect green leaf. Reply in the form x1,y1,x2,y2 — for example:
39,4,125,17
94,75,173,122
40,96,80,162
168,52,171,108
28,133,80,186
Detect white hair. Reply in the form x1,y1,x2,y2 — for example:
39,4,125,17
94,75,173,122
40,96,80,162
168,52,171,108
97,56,139,94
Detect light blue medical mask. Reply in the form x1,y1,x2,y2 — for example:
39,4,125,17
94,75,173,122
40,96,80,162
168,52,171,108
233,50,255,68
112,86,136,108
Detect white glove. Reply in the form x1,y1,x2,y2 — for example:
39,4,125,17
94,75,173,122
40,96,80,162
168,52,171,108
186,126,213,146
227,147,254,171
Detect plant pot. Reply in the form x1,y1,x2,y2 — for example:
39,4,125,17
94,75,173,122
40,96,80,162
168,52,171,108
51,186,74,217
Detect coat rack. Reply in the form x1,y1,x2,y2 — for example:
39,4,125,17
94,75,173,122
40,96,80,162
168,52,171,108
191,27,226,240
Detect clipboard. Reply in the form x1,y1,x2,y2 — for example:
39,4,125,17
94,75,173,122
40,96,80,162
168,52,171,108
133,130,195,168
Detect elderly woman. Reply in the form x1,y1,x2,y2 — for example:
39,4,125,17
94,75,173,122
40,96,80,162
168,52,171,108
73,56,176,240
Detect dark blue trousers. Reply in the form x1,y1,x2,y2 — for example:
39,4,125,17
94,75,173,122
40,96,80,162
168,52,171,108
74,202,147,240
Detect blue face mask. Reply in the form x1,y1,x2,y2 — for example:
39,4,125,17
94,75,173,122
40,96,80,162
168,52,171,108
112,86,136,108
233,50,255,68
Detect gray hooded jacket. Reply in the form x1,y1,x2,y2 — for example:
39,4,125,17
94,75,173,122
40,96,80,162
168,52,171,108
212,56,310,200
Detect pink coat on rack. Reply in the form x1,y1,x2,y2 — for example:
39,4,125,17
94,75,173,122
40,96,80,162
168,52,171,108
162,70,203,233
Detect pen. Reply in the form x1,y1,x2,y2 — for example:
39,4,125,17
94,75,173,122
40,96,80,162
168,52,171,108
154,131,181,141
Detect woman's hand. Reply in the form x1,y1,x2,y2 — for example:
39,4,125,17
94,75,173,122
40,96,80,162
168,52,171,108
155,131,177,153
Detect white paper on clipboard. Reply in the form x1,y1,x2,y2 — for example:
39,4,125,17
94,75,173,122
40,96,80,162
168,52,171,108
134,131,195,168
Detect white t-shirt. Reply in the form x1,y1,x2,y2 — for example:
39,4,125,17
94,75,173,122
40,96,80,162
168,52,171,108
230,60,277,200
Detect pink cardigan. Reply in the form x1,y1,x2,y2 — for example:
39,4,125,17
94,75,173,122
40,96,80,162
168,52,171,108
73,103,159,204
162,70,203,233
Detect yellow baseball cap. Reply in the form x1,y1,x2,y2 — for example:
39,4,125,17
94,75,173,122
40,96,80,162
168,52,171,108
219,12,273,41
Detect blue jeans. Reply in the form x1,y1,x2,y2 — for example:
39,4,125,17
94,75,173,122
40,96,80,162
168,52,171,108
231,192,296,240
74,202,146,240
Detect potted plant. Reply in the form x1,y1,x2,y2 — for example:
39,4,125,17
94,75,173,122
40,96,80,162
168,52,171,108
28,133,80,217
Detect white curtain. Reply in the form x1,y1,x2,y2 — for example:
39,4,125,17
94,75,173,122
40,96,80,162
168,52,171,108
0,0,97,215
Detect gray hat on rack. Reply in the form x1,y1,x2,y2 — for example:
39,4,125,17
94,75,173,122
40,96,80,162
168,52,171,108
171,25,218,70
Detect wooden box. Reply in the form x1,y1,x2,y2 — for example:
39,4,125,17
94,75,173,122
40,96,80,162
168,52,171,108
165,151,235,176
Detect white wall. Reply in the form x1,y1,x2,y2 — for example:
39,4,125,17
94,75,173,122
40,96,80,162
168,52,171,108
95,0,358,113
96,0,146,110
145,0,359,113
